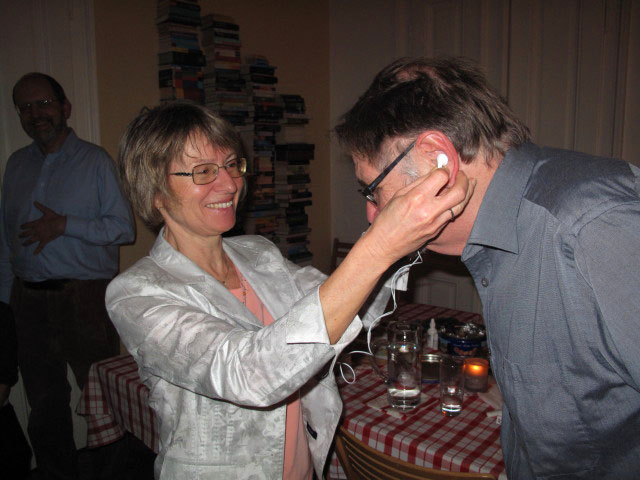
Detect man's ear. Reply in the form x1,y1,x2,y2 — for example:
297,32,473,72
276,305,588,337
414,131,459,187
63,99,72,120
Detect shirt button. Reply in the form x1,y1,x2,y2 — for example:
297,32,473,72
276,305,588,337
481,278,489,287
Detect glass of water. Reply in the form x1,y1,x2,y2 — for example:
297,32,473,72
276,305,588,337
385,321,422,411
439,355,465,416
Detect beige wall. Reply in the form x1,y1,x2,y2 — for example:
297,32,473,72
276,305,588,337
94,0,161,271
94,0,331,273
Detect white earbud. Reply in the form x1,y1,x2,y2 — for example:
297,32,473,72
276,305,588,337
436,153,449,168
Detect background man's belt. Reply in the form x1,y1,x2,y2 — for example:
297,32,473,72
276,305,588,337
21,279,72,291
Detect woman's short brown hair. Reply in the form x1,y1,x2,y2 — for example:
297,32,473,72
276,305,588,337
117,101,243,230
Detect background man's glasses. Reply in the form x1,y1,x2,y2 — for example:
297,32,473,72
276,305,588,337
15,99,60,115
359,140,416,205
169,158,247,185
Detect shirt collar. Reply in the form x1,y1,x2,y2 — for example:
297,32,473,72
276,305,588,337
463,142,539,257
29,128,78,159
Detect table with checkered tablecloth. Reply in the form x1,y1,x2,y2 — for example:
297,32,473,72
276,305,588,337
76,354,158,451
327,364,505,479
328,302,504,479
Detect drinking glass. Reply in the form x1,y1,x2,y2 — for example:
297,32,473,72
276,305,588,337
439,355,465,416
384,321,422,411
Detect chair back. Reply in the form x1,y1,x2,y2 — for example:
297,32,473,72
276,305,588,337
334,426,497,480
330,238,354,272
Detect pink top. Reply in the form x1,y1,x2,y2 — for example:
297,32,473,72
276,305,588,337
230,272,313,480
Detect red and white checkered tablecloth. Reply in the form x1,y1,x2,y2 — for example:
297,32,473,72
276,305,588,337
76,354,158,452
327,303,504,479
327,365,505,479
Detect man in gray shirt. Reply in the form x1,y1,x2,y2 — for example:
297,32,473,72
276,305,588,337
335,56,640,479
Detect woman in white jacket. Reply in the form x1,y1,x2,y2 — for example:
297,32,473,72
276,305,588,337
107,101,472,479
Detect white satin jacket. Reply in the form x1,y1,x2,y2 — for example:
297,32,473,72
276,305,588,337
106,232,392,479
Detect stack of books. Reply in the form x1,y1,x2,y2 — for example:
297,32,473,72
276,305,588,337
272,92,313,265
273,142,314,265
157,0,205,104
276,94,310,144
244,56,282,125
239,55,284,241
200,14,252,130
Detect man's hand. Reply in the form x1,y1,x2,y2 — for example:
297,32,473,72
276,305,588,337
19,202,67,255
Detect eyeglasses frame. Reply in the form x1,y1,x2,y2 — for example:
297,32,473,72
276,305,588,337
168,157,247,185
359,139,417,205
15,98,61,115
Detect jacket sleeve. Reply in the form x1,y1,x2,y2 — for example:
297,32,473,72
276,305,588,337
106,263,350,408
283,258,400,338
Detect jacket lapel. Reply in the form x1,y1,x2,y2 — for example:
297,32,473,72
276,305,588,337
149,232,264,330
223,237,299,321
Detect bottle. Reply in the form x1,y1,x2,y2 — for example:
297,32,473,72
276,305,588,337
426,318,438,352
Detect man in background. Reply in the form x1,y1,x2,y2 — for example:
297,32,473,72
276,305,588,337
0,72,135,479
335,56,640,479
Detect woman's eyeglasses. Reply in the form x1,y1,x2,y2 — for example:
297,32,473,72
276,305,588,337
169,157,247,185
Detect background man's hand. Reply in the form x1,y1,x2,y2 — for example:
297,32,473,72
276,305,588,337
19,201,66,255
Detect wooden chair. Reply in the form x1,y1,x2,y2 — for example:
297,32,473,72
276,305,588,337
330,238,355,272
334,425,497,480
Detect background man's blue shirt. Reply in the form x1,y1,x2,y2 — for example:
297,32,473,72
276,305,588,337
0,130,135,303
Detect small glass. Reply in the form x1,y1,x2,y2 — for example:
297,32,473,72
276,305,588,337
421,353,441,384
439,355,465,417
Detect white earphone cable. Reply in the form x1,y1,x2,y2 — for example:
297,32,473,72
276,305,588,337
337,249,424,383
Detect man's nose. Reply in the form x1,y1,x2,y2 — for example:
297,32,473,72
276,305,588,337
24,104,46,117
366,201,379,223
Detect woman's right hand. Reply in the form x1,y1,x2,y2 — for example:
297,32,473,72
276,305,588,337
360,167,474,265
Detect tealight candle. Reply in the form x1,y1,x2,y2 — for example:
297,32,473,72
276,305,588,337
464,357,489,392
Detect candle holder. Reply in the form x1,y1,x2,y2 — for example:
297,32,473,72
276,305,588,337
464,357,489,393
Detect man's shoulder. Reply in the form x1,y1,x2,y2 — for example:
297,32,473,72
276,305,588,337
525,146,638,227
66,133,112,163
8,143,32,158
6,143,35,166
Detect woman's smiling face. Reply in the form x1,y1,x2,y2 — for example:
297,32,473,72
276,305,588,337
156,131,244,242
